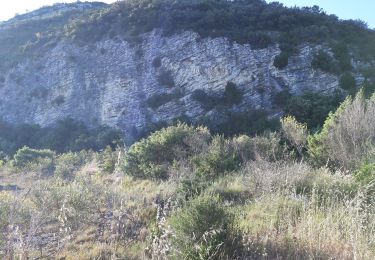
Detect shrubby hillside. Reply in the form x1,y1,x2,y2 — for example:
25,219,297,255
2,90,375,258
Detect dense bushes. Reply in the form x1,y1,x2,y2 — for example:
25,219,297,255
158,70,175,88
308,90,375,169
123,124,211,179
193,136,241,178
0,118,122,155
124,123,289,182
274,90,344,129
273,52,289,69
169,195,236,259
62,0,375,68
147,93,178,109
332,42,353,72
281,116,308,156
5,90,375,259
339,72,357,93
11,146,55,168
311,50,337,74
224,82,242,105
191,82,243,110
213,109,279,136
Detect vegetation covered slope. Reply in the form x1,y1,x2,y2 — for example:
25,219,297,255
2,90,375,258
2,0,375,76
0,2,107,73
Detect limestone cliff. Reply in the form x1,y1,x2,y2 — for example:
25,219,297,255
0,29,345,141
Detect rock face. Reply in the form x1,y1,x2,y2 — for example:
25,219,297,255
0,30,340,142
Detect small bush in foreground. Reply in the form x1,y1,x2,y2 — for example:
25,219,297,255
169,195,237,259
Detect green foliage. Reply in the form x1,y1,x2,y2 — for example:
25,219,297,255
362,80,375,98
169,195,235,259
54,151,93,179
123,124,211,179
224,82,242,105
0,118,122,155
152,57,162,68
281,116,308,156
191,83,243,110
273,89,292,108
193,136,241,178
158,70,175,88
62,0,375,69
307,91,375,169
339,72,356,93
331,42,352,72
273,52,289,69
307,96,352,167
282,91,343,129
12,146,55,168
295,169,356,201
233,133,287,162
147,92,179,110
311,50,338,74
98,146,118,174
354,163,375,186
212,109,280,137
0,2,106,73
52,95,65,106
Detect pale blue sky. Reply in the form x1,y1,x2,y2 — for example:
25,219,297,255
266,0,375,29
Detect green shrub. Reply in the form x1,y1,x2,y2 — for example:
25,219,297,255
190,89,210,107
354,163,375,186
339,72,356,93
158,70,175,88
147,93,177,109
193,136,241,178
232,133,286,162
311,50,337,74
12,146,55,168
213,109,280,137
98,146,118,174
332,42,353,72
0,118,123,156
54,151,92,179
284,91,343,129
169,195,236,259
281,116,308,156
307,96,352,168
308,90,375,169
191,89,220,110
52,95,65,106
176,176,209,201
123,124,211,179
224,82,242,105
152,57,162,68
273,52,289,69
295,169,356,201
273,89,292,108
363,80,375,98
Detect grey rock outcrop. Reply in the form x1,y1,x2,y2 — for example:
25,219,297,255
0,30,341,142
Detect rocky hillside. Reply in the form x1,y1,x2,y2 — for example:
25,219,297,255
0,0,375,143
